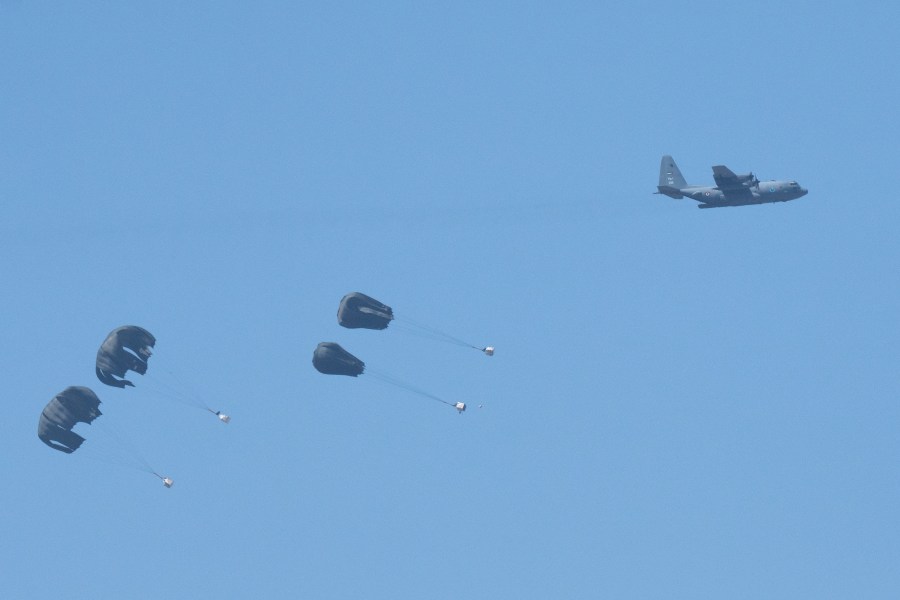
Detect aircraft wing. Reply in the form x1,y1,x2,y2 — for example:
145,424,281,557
712,165,744,189
712,165,755,201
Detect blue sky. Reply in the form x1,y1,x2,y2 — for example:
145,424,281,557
2,2,899,598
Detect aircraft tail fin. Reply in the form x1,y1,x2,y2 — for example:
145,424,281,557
655,155,688,198
659,155,687,188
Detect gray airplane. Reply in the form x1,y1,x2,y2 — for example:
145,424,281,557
655,155,808,209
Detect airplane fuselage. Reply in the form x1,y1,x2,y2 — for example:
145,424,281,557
682,181,808,208
655,155,808,209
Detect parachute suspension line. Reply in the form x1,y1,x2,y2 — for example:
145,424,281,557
366,369,455,408
80,444,155,474
91,420,156,475
162,368,228,420
389,322,471,346
161,368,211,409
394,316,480,348
392,317,488,352
141,368,229,422
141,374,199,407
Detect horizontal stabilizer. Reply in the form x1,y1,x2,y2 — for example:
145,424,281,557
656,185,684,199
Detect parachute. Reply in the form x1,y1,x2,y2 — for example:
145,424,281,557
95,325,230,423
37,386,172,485
337,292,393,330
336,292,494,356
312,342,464,412
312,342,365,377
96,325,156,388
37,387,102,454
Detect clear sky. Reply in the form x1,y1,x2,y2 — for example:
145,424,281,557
3,2,899,598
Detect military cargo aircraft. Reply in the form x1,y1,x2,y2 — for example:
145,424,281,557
655,155,807,208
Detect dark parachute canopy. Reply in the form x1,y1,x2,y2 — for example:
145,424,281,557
96,325,156,388
337,292,394,330
38,387,102,454
312,342,365,377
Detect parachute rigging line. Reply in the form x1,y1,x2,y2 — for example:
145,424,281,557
366,369,455,408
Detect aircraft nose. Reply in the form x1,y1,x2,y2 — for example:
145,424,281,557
800,187,808,196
